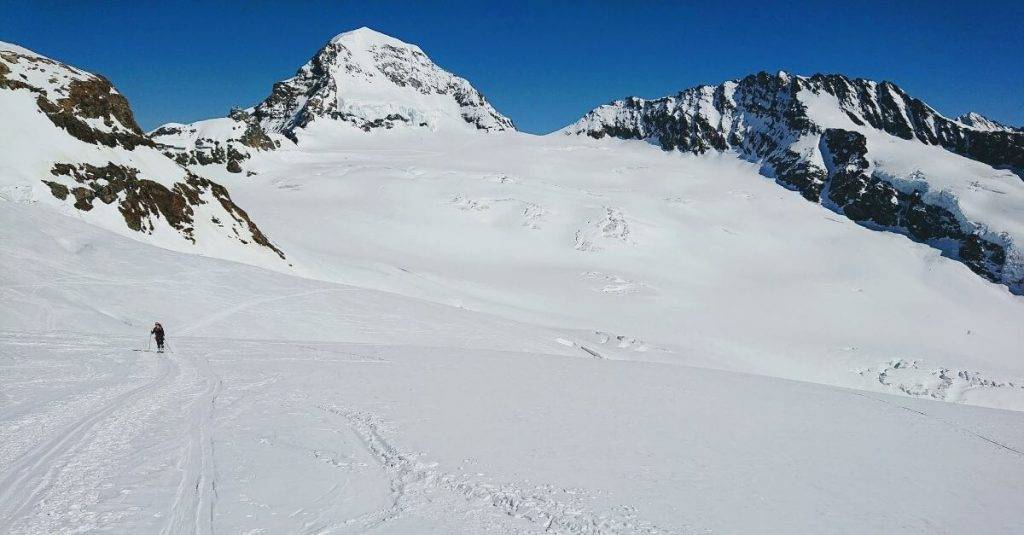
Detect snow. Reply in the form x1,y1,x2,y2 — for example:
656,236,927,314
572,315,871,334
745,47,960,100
151,117,245,145
330,26,426,53
0,46,287,268
151,27,515,148
957,112,1018,132
3,203,1024,533
798,88,1024,260
175,127,1021,409
4,35,1024,534
563,101,646,138
250,27,513,135
565,75,1024,290
0,41,42,57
